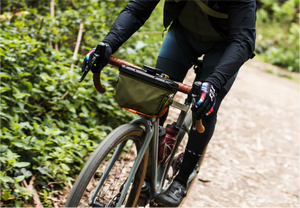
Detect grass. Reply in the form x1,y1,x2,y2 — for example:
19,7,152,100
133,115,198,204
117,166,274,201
266,68,300,83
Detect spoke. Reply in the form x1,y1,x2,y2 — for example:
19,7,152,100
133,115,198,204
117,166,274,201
93,138,138,206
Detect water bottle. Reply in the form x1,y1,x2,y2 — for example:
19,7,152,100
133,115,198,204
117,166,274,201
158,122,180,165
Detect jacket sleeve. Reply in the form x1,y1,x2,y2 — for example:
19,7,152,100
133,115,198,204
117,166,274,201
103,0,160,53
206,0,256,90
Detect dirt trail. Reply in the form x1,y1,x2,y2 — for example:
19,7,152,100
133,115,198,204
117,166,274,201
178,60,300,207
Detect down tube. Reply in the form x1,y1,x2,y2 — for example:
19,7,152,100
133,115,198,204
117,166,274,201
115,118,154,207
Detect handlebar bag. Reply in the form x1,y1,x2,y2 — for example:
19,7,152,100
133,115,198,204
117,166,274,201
115,65,178,117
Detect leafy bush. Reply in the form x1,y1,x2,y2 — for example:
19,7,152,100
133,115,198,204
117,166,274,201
256,0,299,72
0,0,164,206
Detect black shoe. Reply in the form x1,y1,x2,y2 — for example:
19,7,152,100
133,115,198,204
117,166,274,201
156,181,187,207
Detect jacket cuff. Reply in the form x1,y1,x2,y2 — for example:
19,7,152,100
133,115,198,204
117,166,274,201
102,38,118,54
205,72,227,92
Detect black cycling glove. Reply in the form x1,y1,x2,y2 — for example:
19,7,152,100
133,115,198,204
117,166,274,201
192,82,218,120
81,43,112,73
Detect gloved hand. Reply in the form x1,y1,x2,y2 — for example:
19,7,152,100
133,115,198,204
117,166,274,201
81,43,112,73
192,82,218,120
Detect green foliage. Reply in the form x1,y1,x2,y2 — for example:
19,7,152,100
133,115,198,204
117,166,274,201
115,1,165,67
256,0,299,72
0,0,165,206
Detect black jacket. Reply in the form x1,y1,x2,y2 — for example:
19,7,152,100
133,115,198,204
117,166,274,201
103,0,256,90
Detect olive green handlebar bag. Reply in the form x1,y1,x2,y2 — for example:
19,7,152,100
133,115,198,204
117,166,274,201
115,65,177,117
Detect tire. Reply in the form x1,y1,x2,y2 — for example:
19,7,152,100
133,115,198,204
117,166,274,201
65,124,148,207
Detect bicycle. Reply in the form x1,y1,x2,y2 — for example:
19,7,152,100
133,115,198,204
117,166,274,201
65,43,208,207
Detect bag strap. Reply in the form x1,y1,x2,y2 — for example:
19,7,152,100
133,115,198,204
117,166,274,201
195,0,228,19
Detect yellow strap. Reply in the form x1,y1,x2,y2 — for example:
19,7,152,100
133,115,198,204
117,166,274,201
195,0,228,19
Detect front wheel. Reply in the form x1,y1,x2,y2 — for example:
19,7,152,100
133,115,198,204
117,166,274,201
65,124,148,207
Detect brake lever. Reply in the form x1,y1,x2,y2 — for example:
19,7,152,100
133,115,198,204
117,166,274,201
189,81,202,103
190,81,205,133
191,81,201,129
78,67,90,83
78,42,107,83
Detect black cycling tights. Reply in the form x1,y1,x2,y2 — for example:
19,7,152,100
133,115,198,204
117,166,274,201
176,87,228,187
155,19,236,187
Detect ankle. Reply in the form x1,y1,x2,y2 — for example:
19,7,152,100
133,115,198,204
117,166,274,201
174,176,187,189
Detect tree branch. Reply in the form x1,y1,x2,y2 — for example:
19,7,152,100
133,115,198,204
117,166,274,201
70,22,84,72
50,0,59,51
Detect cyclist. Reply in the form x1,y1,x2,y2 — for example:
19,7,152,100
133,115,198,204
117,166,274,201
83,0,256,207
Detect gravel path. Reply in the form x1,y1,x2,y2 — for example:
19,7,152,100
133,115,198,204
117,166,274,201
180,60,299,207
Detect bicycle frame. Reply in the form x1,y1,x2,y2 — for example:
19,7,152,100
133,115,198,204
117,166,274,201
129,99,192,207
88,97,194,207
146,99,191,199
